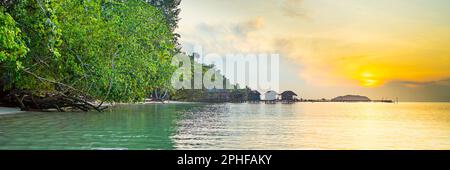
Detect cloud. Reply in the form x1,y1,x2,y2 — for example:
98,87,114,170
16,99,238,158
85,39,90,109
272,29,450,88
279,0,307,18
273,36,357,86
179,2,450,91
181,17,272,54
233,17,265,37
378,78,450,102
185,20,450,90
397,78,450,88
177,0,450,101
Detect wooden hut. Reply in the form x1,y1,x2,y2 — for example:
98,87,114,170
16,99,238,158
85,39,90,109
264,90,278,104
281,91,297,104
230,90,245,103
204,89,230,102
247,90,261,103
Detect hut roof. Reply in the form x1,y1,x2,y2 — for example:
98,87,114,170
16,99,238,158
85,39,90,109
249,90,261,95
281,91,297,96
265,90,278,94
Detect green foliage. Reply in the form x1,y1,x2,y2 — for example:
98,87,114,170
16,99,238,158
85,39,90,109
146,0,181,31
5,0,64,92
170,53,247,102
0,0,176,103
53,0,175,102
146,0,181,50
0,6,28,88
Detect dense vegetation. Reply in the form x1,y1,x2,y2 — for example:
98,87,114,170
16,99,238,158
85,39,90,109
145,0,181,50
0,0,177,111
170,53,251,103
1,0,254,112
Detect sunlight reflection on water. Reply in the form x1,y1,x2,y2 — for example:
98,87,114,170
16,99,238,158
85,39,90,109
0,102,449,150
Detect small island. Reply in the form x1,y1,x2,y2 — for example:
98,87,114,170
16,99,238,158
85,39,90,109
331,95,371,102
329,95,395,103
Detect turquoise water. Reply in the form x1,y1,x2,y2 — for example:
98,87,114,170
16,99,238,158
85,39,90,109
0,102,449,150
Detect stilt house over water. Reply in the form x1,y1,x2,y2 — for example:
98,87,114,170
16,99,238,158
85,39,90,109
281,91,297,104
248,90,261,103
264,90,278,104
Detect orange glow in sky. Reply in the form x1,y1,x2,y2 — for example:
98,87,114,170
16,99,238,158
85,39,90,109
179,0,450,101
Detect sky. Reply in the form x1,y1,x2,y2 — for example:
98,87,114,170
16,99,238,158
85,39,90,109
177,0,450,102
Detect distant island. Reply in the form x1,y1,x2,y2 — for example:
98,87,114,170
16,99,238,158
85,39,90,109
331,95,371,102
327,95,395,103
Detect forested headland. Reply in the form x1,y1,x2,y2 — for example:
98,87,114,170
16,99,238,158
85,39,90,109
0,0,182,111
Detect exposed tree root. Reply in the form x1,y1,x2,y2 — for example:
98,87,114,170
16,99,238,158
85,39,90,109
0,90,108,112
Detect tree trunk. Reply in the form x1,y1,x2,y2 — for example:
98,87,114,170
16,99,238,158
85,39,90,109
0,91,107,112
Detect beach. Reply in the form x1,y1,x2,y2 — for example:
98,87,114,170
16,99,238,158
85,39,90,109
0,107,22,115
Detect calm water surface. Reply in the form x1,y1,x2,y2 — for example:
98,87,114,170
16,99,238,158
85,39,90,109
0,102,449,150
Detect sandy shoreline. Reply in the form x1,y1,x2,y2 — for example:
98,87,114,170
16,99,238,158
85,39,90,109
0,101,195,115
115,100,200,105
0,107,23,115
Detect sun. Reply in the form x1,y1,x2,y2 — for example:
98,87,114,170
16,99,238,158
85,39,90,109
359,71,380,87
361,79,379,87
